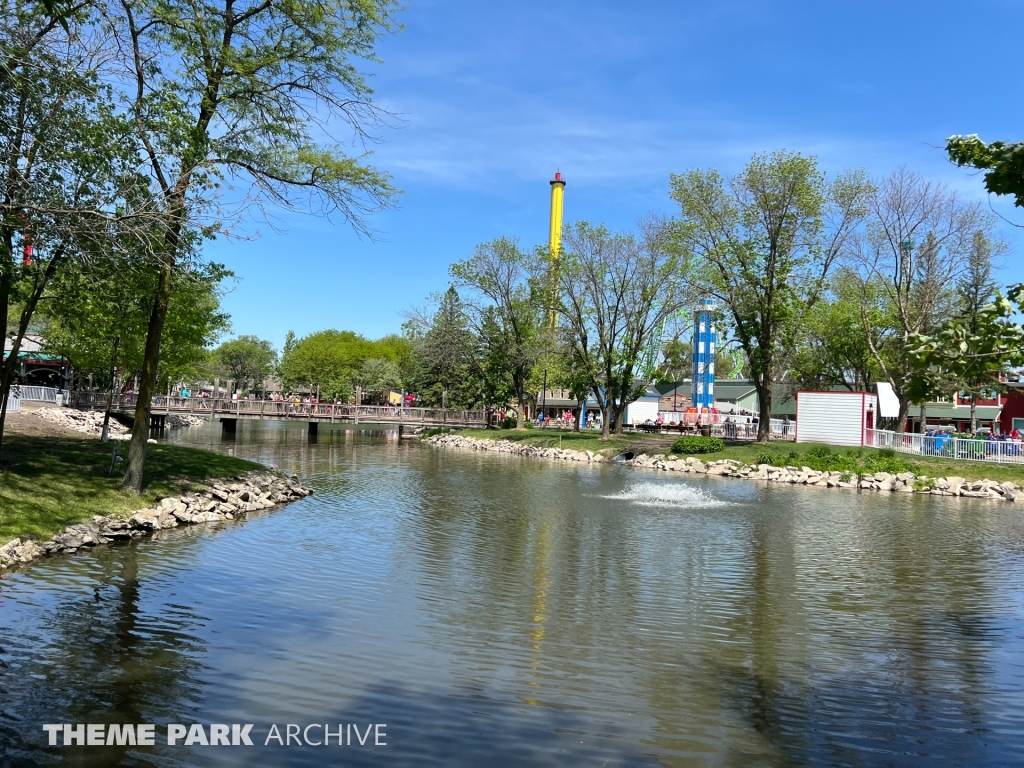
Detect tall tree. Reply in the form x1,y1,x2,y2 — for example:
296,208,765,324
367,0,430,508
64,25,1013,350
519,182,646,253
847,168,993,431
355,357,403,395
450,238,547,428
213,335,277,395
908,286,1024,433
279,329,374,401
43,256,230,433
670,151,871,441
0,2,150,456
558,218,687,437
952,231,1006,430
112,0,401,491
411,286,482,409
789,268,883,392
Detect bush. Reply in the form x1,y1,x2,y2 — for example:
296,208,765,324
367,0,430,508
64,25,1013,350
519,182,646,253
524,421,534,429
805,444,832,458
423,427,451,438
499,416,517,430
755,449,778,465
671,436,724,455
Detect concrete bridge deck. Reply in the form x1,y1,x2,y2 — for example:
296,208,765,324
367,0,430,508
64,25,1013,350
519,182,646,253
72,393,488,434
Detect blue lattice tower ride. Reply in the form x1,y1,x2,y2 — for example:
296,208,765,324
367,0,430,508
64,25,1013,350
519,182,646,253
691,299,716,411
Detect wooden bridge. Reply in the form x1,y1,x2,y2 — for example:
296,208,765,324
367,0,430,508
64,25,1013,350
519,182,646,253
71,393,488,436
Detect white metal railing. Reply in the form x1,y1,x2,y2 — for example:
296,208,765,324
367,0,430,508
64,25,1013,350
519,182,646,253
5,394,19,413
865,428,1024,465
18,385,58,403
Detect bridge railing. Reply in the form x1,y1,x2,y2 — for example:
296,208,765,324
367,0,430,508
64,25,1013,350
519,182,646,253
71,392,488,424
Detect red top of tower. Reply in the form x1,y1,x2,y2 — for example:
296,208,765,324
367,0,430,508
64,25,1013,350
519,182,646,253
550,169,565,186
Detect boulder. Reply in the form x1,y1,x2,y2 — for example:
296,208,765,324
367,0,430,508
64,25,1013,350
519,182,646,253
0,538,42,567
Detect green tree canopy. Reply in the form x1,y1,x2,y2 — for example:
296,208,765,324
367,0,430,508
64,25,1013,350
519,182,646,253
278,329,376,401
671,151,871,441
947,135,1024,207
213,335,277,394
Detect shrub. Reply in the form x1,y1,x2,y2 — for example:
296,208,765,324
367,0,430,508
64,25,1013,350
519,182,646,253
755,449,778,465
499,416,517,430
786,450,799,462
524,421,534,429
671,436,724,455
806,444,832,458
423,427,452,438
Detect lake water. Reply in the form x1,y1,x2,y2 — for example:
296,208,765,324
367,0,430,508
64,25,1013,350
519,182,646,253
2,421,1024,766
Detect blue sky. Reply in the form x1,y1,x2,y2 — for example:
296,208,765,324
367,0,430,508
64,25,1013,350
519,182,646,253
206,0,1024,348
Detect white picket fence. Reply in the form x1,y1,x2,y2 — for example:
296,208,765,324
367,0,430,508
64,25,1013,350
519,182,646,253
5,394,19,413
865,428,1024,465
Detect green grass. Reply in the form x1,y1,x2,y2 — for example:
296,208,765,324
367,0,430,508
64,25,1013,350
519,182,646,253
452,429,1024,484
0,434,263,542
455,427,675,457
673,440,1024,484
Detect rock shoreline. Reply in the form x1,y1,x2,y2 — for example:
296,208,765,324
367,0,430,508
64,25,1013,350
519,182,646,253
0,470,313,572
424,433,1024,503
35,406,205,436
425,432,607,463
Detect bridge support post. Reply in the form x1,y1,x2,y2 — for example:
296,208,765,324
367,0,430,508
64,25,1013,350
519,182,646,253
150,414,166,430
398,424,404,439
308,422,318,439
221,418,237,436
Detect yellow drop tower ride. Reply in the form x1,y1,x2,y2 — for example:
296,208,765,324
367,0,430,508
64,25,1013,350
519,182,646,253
548,170,566,327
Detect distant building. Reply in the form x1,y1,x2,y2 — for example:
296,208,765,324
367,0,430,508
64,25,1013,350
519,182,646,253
2,334,69,388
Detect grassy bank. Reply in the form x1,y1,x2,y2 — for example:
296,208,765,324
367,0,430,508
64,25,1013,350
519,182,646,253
454,428,676,457
448,428,1024,485
704,440,1024,485
0,434,262,542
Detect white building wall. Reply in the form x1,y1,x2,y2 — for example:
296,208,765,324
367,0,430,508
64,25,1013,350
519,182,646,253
796,392,875,447
625,399,660,425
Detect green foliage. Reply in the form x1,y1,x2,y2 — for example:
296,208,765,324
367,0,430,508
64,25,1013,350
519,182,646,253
670,151,872,436
670,436,725,455
279,329,375,400
355,357,403,393
450,237,547,420
947,135,1024,207
655,338,692,383
907,285,1024,428
499,416,517,429
749,445,911,476
558,219,688,435
43,258,231,387
213,335,277,392
411,286,483,409
422,427,452,438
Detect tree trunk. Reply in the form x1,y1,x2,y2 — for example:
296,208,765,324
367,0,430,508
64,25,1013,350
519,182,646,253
919,402,927,435
895,396,910,434
601,404,610,439
101,337,120,442
515,384,524,429
120,261,174,492
754,379,772,442
573,400,581,433
970,397,977,434
0,248,64,458
613,398,627,435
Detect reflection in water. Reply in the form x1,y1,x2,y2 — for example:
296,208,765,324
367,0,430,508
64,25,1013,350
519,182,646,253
1,420,1023,766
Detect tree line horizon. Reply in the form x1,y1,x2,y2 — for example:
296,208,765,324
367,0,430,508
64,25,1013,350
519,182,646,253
6,0,1024,493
